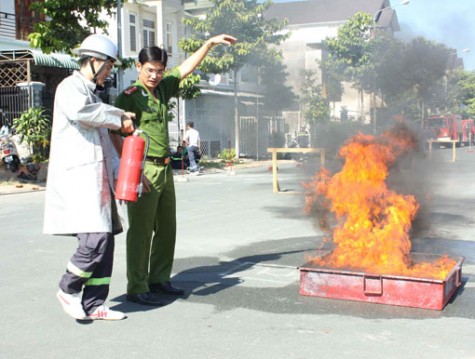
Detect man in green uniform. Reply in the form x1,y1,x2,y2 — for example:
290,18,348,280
113,34,236,306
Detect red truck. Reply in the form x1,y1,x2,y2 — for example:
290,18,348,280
423,115,475,146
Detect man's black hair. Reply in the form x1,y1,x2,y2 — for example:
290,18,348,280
138,46,168,66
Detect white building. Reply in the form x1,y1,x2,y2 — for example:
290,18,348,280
110,0,186,87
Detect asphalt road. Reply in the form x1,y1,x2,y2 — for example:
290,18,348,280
0,150,474,359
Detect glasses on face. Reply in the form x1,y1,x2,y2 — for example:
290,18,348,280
144,68,165,76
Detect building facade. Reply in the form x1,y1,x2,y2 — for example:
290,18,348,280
110,0,266,156
1,0,404,157
266,0,402,124
0,0,78,126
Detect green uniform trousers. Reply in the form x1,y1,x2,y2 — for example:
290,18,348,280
126,162,176,294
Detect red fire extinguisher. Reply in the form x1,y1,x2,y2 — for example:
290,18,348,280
115,130,148,202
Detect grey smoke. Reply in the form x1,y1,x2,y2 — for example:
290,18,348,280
396,0,474,70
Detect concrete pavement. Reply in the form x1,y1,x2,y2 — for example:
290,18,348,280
0,151,474,359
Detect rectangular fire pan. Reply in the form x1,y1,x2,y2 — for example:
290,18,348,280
299,252,464,310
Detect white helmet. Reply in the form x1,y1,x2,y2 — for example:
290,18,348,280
72,34,121,65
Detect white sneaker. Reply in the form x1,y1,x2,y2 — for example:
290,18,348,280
56,289,87,320
87,305,126,321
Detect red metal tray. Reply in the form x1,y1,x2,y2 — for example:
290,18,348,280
299,252,464,310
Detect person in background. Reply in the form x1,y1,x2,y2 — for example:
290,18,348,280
170,145,189,170
44,34,135,321
184,121,201,174
112,34,237,306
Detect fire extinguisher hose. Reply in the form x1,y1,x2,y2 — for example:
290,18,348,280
134,129,149,198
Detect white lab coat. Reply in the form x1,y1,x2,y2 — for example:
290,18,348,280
43,71,124,235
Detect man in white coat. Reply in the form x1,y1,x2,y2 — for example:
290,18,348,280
44,34,135,321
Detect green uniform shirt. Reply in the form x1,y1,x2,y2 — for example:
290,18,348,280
115,67,181,158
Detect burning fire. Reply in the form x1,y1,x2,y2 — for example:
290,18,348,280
304,125,456,279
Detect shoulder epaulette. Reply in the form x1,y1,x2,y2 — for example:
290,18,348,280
124,86,138,96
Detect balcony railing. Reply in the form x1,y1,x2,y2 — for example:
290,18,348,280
0,11,35,40
0,11,16,39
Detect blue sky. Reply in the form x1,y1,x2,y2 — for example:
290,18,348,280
271,0,475,71
396,0,474,70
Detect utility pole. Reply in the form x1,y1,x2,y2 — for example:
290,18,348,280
116,0,123,92
256,66,259,161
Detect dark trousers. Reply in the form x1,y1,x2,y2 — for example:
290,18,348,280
59,232,115,314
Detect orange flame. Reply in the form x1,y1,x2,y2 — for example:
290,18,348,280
304,126,456,279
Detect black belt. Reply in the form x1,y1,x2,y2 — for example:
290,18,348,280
145,156,170,165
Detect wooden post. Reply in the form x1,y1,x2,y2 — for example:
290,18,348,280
268,147,325,193
271,149,279,193
452,140,457,162
427,140,457,162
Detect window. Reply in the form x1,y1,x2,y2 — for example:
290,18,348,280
143,19,155,47
129,14,137,52
166,22,173,55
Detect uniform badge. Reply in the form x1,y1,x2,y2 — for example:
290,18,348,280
124,86,138,96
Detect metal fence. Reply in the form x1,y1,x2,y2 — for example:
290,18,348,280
200,140,222,158
239,116,257,157
0,86,29,126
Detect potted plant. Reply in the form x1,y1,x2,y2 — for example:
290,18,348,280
217,148,237,167
13,106,51,163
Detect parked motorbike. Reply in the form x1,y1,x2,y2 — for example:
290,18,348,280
0,125,21,172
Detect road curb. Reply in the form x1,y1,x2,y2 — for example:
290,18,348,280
0,183,46,195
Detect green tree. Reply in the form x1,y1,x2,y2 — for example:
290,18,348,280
323,13,449,128
29,0,118,54
368,32,449,125
177,73,202,100
319,52,344,119
365,32,420,128
167,73,202,134
369,34,404,102
13,107,51,162
448,69,475,118
446,69,465,113
324,12,373,122
179,0,288,156
300,70,330,124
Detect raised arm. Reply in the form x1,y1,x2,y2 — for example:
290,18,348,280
177,34,237,80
